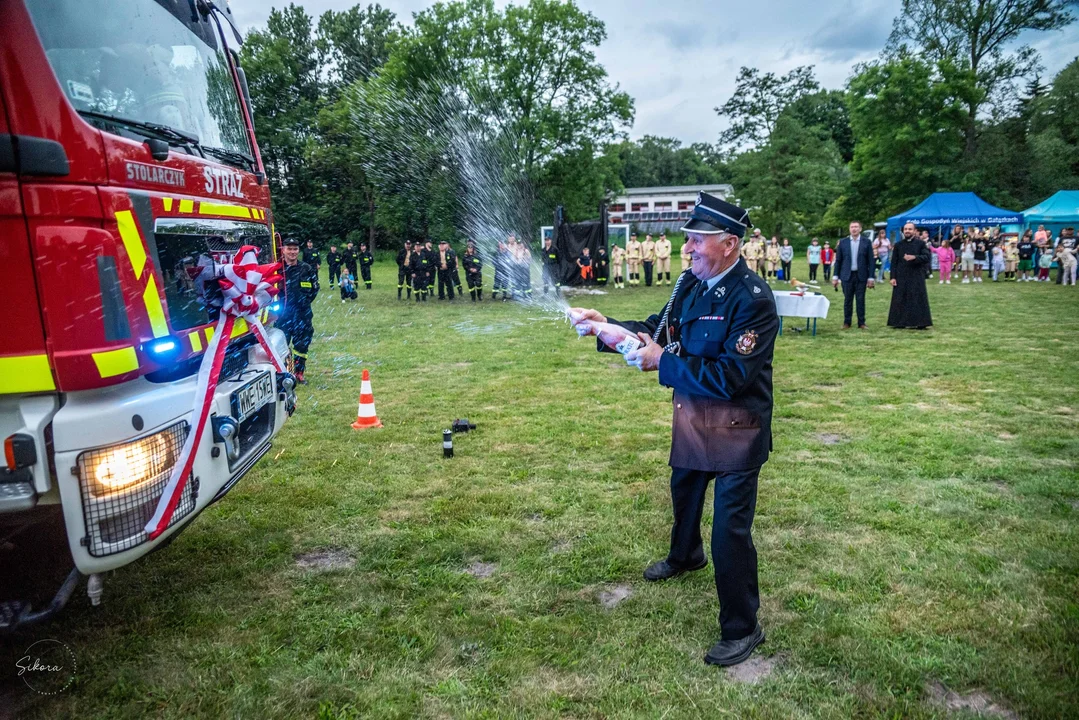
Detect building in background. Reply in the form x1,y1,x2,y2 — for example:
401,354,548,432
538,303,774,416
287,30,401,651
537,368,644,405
608,184,735,235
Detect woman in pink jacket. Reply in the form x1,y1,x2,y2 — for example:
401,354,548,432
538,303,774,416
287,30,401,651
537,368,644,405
931,242,955,284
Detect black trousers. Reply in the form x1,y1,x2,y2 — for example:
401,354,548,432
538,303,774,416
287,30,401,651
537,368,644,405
644,261,654,286
842,276,868,326
398,267,411,297
542,265,560,293
360,265,372,288
781,261,791,280
823,263,833,282
466,271,482,300
668,466,761,641
329,265,341,286
809,263,819,281
438,269,456,299
278,306,313,373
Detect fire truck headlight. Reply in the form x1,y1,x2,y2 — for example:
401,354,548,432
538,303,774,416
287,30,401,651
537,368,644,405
78,423,187,497
143,336,181,362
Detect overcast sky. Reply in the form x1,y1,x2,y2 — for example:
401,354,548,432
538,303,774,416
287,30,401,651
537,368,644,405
226,0,1079,146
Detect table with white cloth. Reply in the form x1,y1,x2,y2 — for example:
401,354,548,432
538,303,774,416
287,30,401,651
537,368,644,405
772,290,830,336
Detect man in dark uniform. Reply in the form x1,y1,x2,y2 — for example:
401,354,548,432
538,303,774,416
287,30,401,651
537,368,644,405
395,241,412,300
326,244,342,289
358,242,374,290
541,236,561,295
437,239,458,300
595,244,610,286
410,240,432,302
571,192,777,668
492,240,509,301
302,240,321,275
463,240,484,301
342,241,359,282
278,237,320,384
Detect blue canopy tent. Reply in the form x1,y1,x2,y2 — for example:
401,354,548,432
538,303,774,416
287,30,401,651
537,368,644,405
885,192,1023,239
1021,190,1079,237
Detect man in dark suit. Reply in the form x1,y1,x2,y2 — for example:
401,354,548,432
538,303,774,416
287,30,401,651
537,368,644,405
570,192,778,668
833,221,876,329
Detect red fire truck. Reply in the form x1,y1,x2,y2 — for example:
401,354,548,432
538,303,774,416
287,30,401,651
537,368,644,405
0,0,296,629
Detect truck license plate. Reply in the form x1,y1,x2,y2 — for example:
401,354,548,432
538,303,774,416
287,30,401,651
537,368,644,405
231,372,273,424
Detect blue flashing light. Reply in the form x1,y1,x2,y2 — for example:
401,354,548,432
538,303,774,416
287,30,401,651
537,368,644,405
269,302,283,313
143,336,181,361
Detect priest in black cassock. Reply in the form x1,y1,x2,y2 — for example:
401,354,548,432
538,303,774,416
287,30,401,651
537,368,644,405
887,222,933,329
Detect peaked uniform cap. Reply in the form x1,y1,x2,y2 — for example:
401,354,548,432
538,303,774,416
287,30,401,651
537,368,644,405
681,192,752,237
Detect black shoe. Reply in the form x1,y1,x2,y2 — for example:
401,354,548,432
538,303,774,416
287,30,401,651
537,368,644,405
643,558,707,582
704,624,765,667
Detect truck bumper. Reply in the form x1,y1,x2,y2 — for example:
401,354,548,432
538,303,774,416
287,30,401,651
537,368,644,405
50,329,293,574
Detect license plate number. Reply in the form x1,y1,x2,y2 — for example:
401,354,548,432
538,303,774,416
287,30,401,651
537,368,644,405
231,373,273,424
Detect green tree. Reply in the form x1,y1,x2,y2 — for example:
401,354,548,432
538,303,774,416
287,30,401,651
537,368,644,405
730,115,846,236
714,66,819,151
887,0,1075,157
615,136,726,188
786,90,855,164
842,56,971,221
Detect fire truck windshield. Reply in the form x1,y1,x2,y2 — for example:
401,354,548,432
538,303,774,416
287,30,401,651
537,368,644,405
26,0,252,159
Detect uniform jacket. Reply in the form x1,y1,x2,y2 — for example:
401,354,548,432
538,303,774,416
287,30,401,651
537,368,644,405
326,251,342,270
283,260,319,312
595,249,609,273
411,248,434,277
341,248,359,271
395,248,409,268
602,259,778,472
464,252,483,275
626,240,642,260
655,239,672,259
835,236,875,283
641,240,656,261
439,248,458,272
302,247,321,267
611,245,626,267
542,245,559,266
359,250,374,268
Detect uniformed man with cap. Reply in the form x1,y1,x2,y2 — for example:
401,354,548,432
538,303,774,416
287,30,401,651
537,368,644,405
437,239,458,300
571,192,777,668
395,240,413,300
410,240,433,302
302,240,321,276
542,236,561,295
611,242,626,288
656,232,673,285
358,242,374,290
642,233,657,286
326,243,342,289
279,236,320,384
626,232,643,285
342,241,359,281
463,240,484,301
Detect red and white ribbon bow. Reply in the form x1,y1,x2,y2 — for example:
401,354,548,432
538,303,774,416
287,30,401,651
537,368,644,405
145,246,285,539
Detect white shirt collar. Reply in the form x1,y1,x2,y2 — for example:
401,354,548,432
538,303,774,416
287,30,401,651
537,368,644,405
703,261,738,292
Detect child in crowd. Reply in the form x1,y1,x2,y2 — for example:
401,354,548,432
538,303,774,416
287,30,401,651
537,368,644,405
340,267,358,301
779,239,794,283
807,238,822,281
991,244,1005,281
821,241,835,282
577,247,594,282
765,238,780,282
1037,248,1054,281
960,238,975,283
931,242,955,284
1005,240,1019,280
972,238,987,283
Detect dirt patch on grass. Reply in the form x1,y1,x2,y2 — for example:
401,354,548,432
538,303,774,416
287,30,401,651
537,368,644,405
725,654,781,684
1053,406,1074,415
550,539,574,554
997,432,1017,440
925,681,1017,719
597,584,633,609
866,371,884,378
814,433,847,446
295,547,355,572
464,561,498,578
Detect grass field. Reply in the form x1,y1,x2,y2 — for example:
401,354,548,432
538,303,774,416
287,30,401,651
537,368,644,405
6,257,1079,719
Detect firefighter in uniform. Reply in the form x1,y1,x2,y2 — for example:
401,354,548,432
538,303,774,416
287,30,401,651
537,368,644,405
611,243,626,288
542,236,561,294
302,240,321,275
493,240,510,300
410,240,432,301
626,232,643,285
680,237,692,274
342,242,359,282
642,233,657,286
570,192,776,669
656,232,672,285
463,241,484,301
358,242,374,289
279,237,320,384
595,244,610,286
437,240,458,300
395,240,412,300
326,244,342,289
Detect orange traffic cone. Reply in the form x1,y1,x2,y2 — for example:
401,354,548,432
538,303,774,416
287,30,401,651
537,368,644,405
351,369,383,429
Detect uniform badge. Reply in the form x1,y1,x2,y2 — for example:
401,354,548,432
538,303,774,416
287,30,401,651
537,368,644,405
735,330,759,355
716,286,726,298
753,285,761,294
